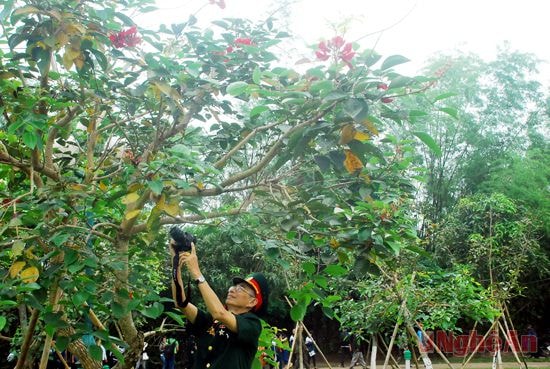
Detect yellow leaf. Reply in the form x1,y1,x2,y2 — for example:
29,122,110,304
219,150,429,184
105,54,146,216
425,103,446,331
68,184,84,191
99,182,108,192
55,31,69,48
13,6,39,16
74,55,85,70
353,131,370,141
362,119,379,136
153,82,182,100
12,240,25,258
329,238,340,249
64,23,86,36
62,50,75,70
360,173,371,184
196,182,205,191
163,200,180,217
343,149,363,174
9,261,26,278
24,246,36,259
339,124,355,145
21,266,39,283
128,183,143,193
125,209,141,220
35,41,48,50
0,71,16,79
122,192,140,205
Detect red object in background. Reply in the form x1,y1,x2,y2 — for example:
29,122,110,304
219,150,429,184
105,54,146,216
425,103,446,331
109,25,141,48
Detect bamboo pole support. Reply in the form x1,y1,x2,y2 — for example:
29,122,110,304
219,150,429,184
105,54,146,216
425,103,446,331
461,319,499,369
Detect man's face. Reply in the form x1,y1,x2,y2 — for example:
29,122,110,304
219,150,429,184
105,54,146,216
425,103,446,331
226,282,257,309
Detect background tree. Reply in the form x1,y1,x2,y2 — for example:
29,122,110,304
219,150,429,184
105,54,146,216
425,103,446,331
406,47,546,243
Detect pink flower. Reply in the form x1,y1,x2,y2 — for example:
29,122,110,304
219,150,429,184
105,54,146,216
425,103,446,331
381,97,394,103
109,25,141,48
318,41,329,53
377,83,389,90
315,36,355,67
331,36,345,48
209,0,226,9
340,42,355,64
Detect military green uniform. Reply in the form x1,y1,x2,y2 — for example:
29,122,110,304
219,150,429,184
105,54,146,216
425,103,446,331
189,309,261,369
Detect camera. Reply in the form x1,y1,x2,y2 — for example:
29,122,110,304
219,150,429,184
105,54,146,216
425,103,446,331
169,226,197,252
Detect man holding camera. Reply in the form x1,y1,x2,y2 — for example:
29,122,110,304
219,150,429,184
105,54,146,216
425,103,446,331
169,228,269,369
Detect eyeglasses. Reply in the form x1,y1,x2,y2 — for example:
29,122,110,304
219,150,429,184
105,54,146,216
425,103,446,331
231,284,256,299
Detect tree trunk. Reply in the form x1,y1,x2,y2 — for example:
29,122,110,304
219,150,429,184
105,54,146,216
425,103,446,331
370,334,377,369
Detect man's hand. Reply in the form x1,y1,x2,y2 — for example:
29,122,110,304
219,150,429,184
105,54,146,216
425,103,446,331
178,243,201,279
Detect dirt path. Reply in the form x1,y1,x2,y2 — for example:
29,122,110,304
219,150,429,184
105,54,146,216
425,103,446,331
308,362,550,369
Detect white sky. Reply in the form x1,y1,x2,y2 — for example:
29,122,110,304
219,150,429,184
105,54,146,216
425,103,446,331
143,0,550,84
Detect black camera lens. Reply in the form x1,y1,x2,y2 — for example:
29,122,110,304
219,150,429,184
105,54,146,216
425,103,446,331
169,226,196,252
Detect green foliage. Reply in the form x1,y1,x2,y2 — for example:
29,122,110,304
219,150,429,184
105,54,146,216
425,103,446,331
331,256,498,340
434,193,550,298
408,48,548,234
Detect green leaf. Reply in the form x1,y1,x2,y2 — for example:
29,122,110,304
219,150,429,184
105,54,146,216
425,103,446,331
313,275,328,288
314,155,331,172
71,291,88,307
250,105,269,118
302,262,315,275
439,107,459,119
433,92,457,102
55,336,69,352
323,91,347,102
412,131,442,157
323,264,347,277
343,98,369,124
309,80,333,96
389,76,413,89
290,301,307,321
386,240,402,255
252,67,261,84
89,48,108,70
22,131,37,149
148,180,163,195
380,55,410,70
89,344,104,361
115,12,135,26
226,81,249,96
0,316,6,330
111,301,126,318
165,311,186,326
141,302,164,318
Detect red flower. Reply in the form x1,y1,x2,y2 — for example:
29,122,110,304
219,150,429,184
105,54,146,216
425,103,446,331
377,83,389,90
315,36,355,67
234,37,253,46
381,97,394,103
209,0,226,9
109,25,141,48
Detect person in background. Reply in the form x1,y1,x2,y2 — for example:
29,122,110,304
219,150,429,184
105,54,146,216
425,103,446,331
276,333,290,369
135,341,149,369
305,335,317,369
349,337,367,369
159,336,167,368
160,335,178,369
339,329,352,367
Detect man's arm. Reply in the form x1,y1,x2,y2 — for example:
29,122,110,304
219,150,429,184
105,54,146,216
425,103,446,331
181,244,239,332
